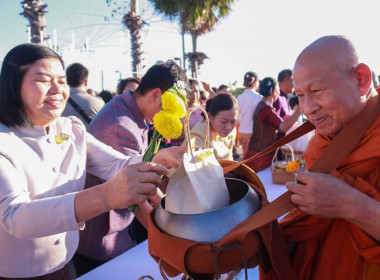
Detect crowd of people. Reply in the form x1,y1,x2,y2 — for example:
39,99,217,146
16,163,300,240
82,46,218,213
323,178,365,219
1,34,380,280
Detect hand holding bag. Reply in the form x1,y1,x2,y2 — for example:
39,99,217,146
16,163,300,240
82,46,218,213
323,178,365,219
165,106,230,214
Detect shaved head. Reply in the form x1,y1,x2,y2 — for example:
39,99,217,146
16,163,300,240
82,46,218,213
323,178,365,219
295,35,358,76
293,35,372,137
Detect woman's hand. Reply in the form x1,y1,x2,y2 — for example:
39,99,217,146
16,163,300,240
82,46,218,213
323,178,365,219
104,162,168,209
74,162,168,223
153,146,186,169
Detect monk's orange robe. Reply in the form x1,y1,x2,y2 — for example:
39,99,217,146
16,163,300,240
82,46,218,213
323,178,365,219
261,114,380,280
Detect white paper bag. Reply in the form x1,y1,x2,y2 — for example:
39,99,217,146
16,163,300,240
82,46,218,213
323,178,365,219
165,148,230,214
165,106,230,214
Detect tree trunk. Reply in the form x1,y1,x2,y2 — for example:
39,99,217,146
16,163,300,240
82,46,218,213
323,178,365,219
182,30,186,72
191,32,198,78
20,0,48,44
123,0,144,78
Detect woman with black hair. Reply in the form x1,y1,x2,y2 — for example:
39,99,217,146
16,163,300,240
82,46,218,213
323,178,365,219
244,77,301,172
190,94,239,160
0,43,183,279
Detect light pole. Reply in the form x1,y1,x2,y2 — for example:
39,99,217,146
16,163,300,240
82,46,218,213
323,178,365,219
115,70,122,81
173,57,182,69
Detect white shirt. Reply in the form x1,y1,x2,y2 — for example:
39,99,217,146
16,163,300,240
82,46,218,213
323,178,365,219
0,116,140,277
237,88,262,134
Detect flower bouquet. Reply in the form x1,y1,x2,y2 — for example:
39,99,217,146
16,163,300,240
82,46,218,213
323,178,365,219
128,81,188,212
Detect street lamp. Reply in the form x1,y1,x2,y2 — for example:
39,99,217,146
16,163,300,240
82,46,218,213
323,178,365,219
115,70,122,81
173,57,182,69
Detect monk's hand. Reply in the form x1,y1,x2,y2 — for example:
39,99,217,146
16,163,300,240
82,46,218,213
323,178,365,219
286,172,356,219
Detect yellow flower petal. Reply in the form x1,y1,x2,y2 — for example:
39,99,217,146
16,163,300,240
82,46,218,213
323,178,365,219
162,91,186,118
167,83,188,106
153,111,183,139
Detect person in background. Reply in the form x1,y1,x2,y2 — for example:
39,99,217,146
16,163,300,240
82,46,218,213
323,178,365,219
201,80,217,99
237,71,262,158
274,69,293,119
74,62,189,276
98,90,113,104
0,43,184,279
244,77,301,172
86,88,97,96
284,96,314,158
217,84,231,94
187,78,204,129
62,63,105,127
199,87,210,107
190,94,239,160
261,35,380,280
115,77,140,95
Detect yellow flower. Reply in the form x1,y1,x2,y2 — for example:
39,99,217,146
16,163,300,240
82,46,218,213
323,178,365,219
167,81,188,106
162,91,186,118
286,160,301,173
153,110,183,139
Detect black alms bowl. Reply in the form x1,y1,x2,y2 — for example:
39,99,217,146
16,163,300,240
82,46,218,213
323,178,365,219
153,178,261,243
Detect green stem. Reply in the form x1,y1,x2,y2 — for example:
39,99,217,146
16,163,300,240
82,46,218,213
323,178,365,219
142,129,163,162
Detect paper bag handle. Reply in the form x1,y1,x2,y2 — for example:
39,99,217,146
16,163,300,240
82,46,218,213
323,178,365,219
184,106,210,154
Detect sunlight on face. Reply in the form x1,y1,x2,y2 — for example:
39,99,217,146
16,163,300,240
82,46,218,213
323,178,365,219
20,58,68,127
209,109,238,137
294,62,361,137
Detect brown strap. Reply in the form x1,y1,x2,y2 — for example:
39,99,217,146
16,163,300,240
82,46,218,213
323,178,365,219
219,95,380,280
231,94,380,232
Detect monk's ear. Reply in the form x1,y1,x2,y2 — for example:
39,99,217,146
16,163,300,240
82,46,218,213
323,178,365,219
352,63,372,96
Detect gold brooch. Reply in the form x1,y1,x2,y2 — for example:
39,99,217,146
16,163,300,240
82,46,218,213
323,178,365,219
55,133,69,144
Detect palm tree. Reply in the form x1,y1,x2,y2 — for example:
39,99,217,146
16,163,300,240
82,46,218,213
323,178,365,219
20,0,48,44
107,0,144,78
122,0,144,78
149,0,237,78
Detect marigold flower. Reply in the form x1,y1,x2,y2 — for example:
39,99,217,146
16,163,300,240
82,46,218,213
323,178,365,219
286,160,301,173
153,110,183,139
162,91,186,118
169,81,188,106
129,82,187,213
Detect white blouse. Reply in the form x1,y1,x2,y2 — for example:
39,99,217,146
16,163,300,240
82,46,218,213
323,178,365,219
0,116,141,277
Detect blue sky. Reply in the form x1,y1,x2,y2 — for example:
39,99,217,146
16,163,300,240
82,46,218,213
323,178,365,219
1,0,380,91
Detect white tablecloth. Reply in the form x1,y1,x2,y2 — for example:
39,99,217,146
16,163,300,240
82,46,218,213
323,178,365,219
78,167,288,280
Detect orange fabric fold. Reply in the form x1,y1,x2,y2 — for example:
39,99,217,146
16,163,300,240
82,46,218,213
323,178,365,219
261,114,380,280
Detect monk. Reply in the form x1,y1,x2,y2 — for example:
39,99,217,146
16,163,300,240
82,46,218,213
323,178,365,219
261,35,380,279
